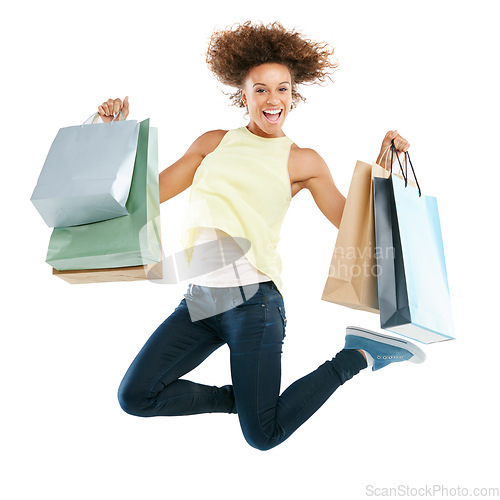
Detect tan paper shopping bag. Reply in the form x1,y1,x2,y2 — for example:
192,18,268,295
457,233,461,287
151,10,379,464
321,160,390,313
52,259,163,284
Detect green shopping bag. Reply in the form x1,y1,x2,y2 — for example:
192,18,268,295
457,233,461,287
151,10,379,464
46,119,161,270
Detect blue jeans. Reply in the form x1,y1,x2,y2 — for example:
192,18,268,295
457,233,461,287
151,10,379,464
117,280,367,451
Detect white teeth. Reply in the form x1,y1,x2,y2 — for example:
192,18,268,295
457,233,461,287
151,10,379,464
264,109,281,114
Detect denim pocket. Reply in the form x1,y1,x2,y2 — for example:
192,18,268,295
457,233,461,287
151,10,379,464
278,306,287,338
233,286,263,308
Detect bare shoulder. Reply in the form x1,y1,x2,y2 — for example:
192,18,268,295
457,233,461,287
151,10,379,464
290,144,324,165
189,129,228,157
289,143,328,186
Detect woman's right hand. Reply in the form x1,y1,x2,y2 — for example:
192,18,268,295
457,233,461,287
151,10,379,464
97,96,129,122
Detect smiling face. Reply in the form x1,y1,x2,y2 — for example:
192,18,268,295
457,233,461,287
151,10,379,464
240,63,293,138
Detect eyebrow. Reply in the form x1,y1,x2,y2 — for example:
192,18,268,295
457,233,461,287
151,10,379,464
252,81,291,87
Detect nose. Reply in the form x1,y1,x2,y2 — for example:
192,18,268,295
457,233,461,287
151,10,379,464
267,90,280,104
267,92,281,105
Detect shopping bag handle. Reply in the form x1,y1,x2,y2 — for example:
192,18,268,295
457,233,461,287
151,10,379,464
390,140,422,197
378,142,406,178
81,110,124,127
404,150,422,197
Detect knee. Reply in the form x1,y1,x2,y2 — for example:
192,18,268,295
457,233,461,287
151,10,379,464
241,428,281,452
117,381,150,417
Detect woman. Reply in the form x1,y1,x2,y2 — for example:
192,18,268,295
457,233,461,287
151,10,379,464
99,21,425,451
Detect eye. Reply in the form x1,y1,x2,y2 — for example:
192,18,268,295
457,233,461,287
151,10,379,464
256,88,266,93
279,87,289,92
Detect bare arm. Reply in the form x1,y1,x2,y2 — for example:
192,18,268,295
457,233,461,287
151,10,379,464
301,130,412,229
159,130,226,204
302,149,346,230
94,97,225,204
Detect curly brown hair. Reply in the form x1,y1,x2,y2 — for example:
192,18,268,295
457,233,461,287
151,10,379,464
206,21,338,109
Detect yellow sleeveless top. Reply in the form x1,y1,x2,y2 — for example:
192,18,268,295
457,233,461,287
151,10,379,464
180,126,294,297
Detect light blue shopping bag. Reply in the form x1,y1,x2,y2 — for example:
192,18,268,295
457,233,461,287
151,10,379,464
31,111,140,228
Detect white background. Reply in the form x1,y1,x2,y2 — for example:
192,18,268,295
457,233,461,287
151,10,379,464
2,0,499,498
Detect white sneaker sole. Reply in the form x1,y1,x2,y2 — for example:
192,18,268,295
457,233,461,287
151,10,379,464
346,326,426,364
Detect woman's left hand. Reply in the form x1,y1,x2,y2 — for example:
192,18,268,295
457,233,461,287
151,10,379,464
376,130,410,172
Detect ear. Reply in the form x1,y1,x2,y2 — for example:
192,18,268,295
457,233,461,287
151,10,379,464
240,88,247,106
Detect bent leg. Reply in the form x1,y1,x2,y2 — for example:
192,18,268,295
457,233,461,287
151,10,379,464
223,286,367,450
118,298,236,417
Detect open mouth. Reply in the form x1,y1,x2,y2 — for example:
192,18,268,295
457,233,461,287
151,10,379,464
263,109,282,124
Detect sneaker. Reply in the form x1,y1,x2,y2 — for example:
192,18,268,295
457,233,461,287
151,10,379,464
344,326,426,371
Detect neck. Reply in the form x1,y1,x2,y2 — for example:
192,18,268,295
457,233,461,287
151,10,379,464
246,122,285,139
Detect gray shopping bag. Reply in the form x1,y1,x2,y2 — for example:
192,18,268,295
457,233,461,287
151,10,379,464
31,111,140,228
